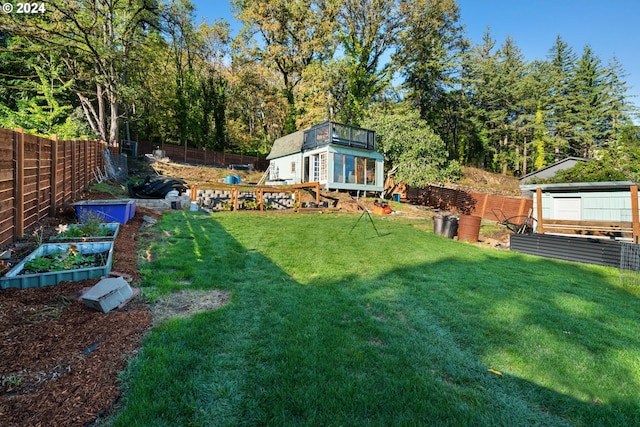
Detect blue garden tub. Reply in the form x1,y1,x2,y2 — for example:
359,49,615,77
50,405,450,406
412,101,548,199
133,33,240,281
72,199,136,224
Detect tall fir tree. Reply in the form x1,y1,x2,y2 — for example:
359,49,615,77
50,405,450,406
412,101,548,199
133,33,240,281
546,35,577,161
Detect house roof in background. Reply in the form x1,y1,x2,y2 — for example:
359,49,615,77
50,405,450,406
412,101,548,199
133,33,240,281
519,157,589,182
266,130,305,160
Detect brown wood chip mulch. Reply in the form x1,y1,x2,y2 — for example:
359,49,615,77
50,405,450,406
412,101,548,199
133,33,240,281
0,204,160,426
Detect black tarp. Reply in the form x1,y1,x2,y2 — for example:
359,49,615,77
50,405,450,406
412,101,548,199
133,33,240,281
127,176,188,199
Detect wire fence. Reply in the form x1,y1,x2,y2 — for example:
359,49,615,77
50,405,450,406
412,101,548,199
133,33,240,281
620,242,640,286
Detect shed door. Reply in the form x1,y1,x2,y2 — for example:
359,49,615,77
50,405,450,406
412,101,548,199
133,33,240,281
553,197,582,220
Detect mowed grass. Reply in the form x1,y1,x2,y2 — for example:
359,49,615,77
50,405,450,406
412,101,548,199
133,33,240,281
115,211,640,426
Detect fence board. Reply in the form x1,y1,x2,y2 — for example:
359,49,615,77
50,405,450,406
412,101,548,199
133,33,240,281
405,184,532,223
0,129,106,247
136,140,269,170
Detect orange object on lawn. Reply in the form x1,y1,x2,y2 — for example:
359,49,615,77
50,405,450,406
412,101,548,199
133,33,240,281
373,200,393,215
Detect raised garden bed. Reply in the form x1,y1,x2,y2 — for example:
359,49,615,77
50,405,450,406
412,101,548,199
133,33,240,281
49,222,120,241
0,241,114,289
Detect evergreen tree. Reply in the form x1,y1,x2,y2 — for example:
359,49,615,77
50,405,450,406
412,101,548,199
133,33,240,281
602,56,635,146
394,0,468,162
465,32,527,174
570,45,608,157
546,35,577,160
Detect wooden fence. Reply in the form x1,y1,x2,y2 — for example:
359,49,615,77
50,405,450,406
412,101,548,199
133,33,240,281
403,184,533,222
137,140,269,171
0,129,105,247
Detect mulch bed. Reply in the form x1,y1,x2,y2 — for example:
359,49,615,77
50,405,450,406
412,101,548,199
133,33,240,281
0,194,160,426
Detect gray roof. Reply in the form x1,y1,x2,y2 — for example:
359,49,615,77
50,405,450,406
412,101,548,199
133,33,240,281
266,130,305,160
519,156,589,182
521,181,638,192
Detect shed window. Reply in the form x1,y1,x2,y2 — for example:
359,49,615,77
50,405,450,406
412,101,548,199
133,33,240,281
553,197,582,220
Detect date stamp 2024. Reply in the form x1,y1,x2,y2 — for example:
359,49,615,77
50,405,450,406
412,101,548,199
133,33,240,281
2,3,46,14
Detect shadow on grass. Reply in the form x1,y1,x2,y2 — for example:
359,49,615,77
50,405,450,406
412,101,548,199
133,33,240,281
116,212,640,426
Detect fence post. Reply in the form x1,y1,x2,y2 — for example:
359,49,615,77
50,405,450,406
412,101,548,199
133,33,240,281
631,185,639,243
536,187,545,234
13,129,25,239
49,136,58,216
84,140,88,190
480,193,489,219
36,136,42,220
71,140,77,198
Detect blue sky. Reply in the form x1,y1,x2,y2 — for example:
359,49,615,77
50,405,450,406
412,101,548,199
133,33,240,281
191,0,640,106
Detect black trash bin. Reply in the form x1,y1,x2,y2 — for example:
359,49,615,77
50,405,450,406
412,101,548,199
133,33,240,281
433,214,447,236
442,216,459,239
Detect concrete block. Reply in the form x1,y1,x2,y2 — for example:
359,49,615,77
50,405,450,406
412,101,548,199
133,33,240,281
82,277,133,313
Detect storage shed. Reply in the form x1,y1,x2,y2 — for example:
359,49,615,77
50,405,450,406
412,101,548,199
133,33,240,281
519,181,640,242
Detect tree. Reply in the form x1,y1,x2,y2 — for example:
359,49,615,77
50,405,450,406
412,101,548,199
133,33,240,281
465,31,527,174
570,45,608,157
336,0,400,126
233,0,336,134
395,0,467,124
517,59,554,174
602,56,636,146
546,35,577,159
362,106,461,186
1,0,159,146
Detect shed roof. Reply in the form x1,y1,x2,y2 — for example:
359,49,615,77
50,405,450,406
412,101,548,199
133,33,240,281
521,181,638,192
266,130,305,160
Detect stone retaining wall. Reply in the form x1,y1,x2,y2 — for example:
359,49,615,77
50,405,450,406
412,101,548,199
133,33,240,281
196,189,294,211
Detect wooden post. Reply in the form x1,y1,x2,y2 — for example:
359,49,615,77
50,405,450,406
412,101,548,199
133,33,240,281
536,187,545,234
258,188,264,211
315,182,320,205
71,140,77,198
50,136,58,216
631,185,639,243
84,140,88,189
480,193,489,219
232,186,238,211
36,137,42,220
190,183,198,202
14,129,25,239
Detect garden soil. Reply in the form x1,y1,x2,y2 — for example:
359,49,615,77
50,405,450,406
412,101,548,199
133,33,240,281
0,192,156,426
0,189,232,426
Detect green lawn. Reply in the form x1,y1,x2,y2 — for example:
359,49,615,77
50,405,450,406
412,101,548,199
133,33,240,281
115,211,640,426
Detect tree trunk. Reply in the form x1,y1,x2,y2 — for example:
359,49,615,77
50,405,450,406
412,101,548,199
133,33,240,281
522,135,528,175
109,91,119,147
502,134,509,174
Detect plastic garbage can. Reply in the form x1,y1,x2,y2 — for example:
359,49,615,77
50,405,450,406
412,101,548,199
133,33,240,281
442,216,459,239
